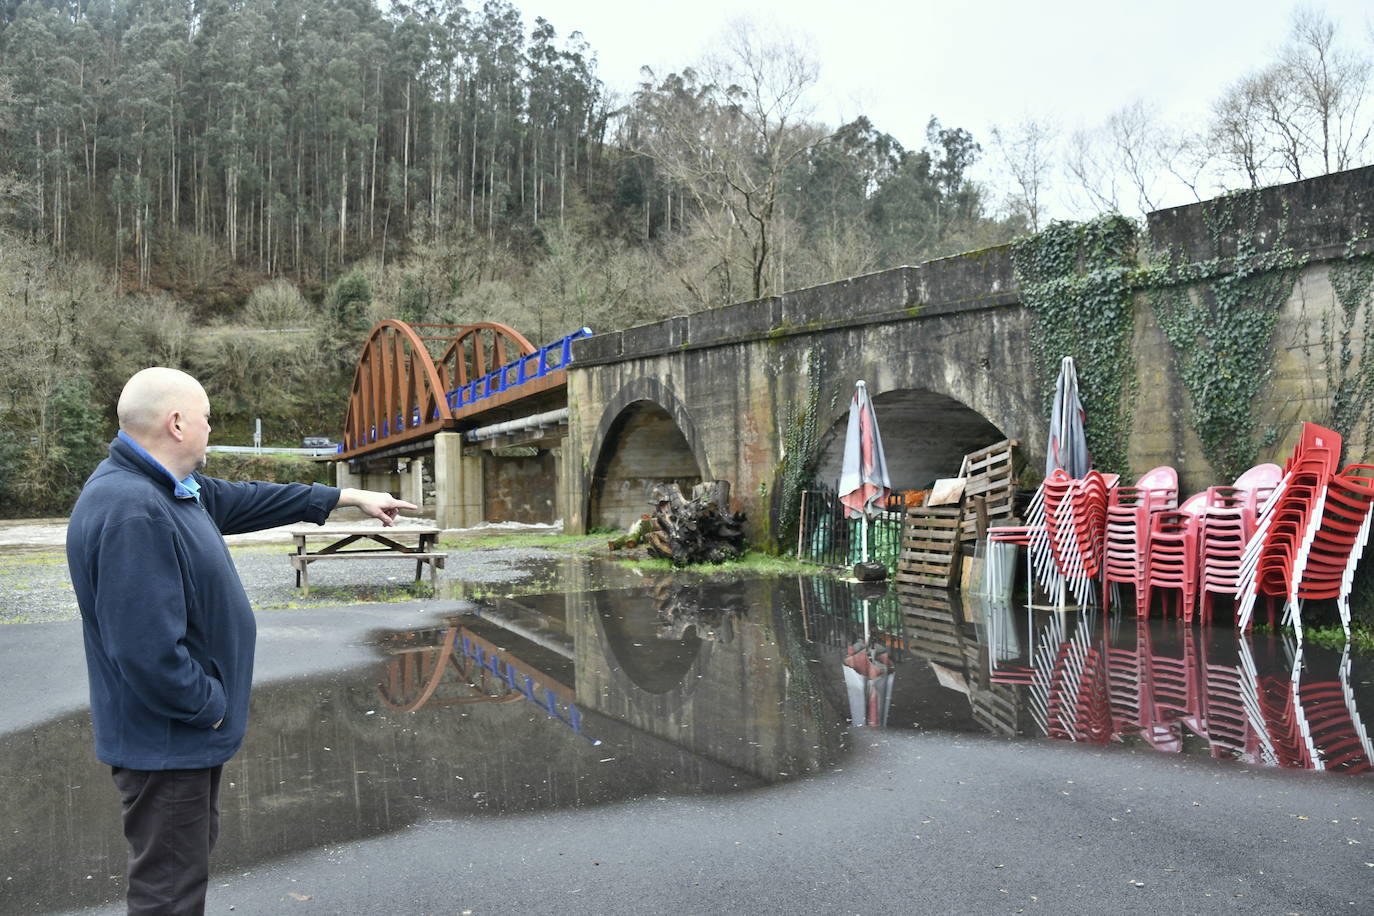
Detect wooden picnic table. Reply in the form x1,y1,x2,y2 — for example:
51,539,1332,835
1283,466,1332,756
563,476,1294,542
287,525,445,596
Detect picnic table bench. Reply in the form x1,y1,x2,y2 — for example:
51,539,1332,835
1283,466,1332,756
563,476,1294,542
287,525,445,596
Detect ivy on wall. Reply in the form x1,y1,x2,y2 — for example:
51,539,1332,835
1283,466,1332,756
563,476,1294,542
1326,236,1374,448
1143,190,1305,481
773,345,826,551
1010,215,1137,475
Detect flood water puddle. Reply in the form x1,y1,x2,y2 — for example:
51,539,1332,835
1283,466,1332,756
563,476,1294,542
3,569,1371,912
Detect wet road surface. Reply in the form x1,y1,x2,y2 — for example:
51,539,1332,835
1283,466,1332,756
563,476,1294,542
2,562,1371,914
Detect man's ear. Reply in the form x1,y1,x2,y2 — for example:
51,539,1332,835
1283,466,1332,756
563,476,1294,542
168,410,185,441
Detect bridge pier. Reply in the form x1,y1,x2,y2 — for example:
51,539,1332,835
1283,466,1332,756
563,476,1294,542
402,457,425,508
333,460,360,492
434,431,484,529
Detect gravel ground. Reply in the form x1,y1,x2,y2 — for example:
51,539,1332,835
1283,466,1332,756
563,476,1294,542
0,516,607,625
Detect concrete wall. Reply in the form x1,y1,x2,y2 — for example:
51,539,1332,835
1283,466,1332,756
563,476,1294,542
564,166,1374,542
483,451,558,525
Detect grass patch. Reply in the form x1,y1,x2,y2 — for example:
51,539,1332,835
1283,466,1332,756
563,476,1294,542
440,531,606,551
1304,624,1374,654
252,580,436,610
613,550,825,577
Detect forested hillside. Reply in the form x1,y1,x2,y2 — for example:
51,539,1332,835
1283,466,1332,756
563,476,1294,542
0,0,1011,516
3,0,1370,517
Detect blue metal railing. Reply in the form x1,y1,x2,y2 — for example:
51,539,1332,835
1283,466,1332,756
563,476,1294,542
444,326,592,413
454,628,601,746
345,327,592,452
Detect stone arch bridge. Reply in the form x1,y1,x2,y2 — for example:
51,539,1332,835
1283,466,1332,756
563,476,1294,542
336,167,1374,541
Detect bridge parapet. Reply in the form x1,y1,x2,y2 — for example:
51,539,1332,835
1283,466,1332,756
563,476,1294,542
571,252,1021,368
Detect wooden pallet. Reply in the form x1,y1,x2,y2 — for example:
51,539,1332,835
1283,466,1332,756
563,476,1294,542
896,505,962,590
959,438,1020,541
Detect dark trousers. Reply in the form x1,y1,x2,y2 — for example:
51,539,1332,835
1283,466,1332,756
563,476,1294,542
111,765,223,916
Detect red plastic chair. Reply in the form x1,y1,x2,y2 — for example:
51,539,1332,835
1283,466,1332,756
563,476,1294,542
1102,466,1177,616
1142,493,1206,621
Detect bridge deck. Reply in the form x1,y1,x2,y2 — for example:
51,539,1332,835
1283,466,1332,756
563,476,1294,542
337,324,589,461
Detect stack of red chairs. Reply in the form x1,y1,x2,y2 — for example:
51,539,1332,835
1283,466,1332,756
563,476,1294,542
1292,464,1374,636
1027,469,1077,597
1021,469,1118,608
1052,470,1117,607
1141,493,1207,621
1101,466,1177,616
1237,423,1342,633
1196,464,1282,626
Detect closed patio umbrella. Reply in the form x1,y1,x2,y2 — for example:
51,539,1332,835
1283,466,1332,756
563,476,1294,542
1046,356,1089,479
838,380,892,568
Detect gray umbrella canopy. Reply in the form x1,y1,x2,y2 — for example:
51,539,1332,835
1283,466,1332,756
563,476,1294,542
1045,356,1090,479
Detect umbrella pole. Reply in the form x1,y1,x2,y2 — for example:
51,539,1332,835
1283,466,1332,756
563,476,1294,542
861,517,869,564
862,598,870,645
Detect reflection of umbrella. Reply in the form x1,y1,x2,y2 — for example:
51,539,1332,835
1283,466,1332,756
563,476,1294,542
843,641,895,727
1046,357,1089,479
838,380,892,564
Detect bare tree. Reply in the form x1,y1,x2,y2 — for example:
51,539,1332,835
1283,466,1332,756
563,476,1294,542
1283,5,1373,173
1065,101,1175,217
989,116,1057,231
1206,7,1373,185
1209,74,1275,187
632,20,826,303
1105,100,1171,213
1064,125,1121,216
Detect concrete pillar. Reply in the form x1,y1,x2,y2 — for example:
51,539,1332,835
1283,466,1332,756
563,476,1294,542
361,470,399,495
434,432,484,529
549,447,564,527
334,460,361,490
404,457,425,507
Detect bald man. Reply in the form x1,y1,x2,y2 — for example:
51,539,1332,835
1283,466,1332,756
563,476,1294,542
66,367,415,915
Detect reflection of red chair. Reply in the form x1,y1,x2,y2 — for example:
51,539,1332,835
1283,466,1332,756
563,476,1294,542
1102,466,1177,616
1197,640,1251,760
1142,493,1206,621
1255,671,1317,769
1045,642,1114,744
1299,678,1373,773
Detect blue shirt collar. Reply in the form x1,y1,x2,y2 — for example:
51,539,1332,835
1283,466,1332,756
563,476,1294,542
116,430,201,501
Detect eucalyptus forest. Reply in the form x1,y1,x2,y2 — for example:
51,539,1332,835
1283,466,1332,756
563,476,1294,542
1,0,1371,516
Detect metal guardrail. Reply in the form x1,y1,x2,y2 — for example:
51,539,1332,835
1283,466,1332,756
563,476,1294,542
207,445,338,457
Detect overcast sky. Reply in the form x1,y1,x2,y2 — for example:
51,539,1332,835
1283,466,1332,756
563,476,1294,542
532,0,1374,218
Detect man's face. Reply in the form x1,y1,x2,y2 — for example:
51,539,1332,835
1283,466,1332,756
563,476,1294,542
184,394,212,472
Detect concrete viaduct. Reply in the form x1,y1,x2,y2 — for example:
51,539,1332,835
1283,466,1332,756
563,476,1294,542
336,166,1374,545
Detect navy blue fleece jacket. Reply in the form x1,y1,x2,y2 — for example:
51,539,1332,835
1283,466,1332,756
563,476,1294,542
66,436,339,769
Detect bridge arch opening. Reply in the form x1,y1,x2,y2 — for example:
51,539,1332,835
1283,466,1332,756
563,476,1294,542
813,388,1007,492
588,399,703,532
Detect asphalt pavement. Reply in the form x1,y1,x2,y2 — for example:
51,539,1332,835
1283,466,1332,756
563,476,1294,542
6,602,1371,916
